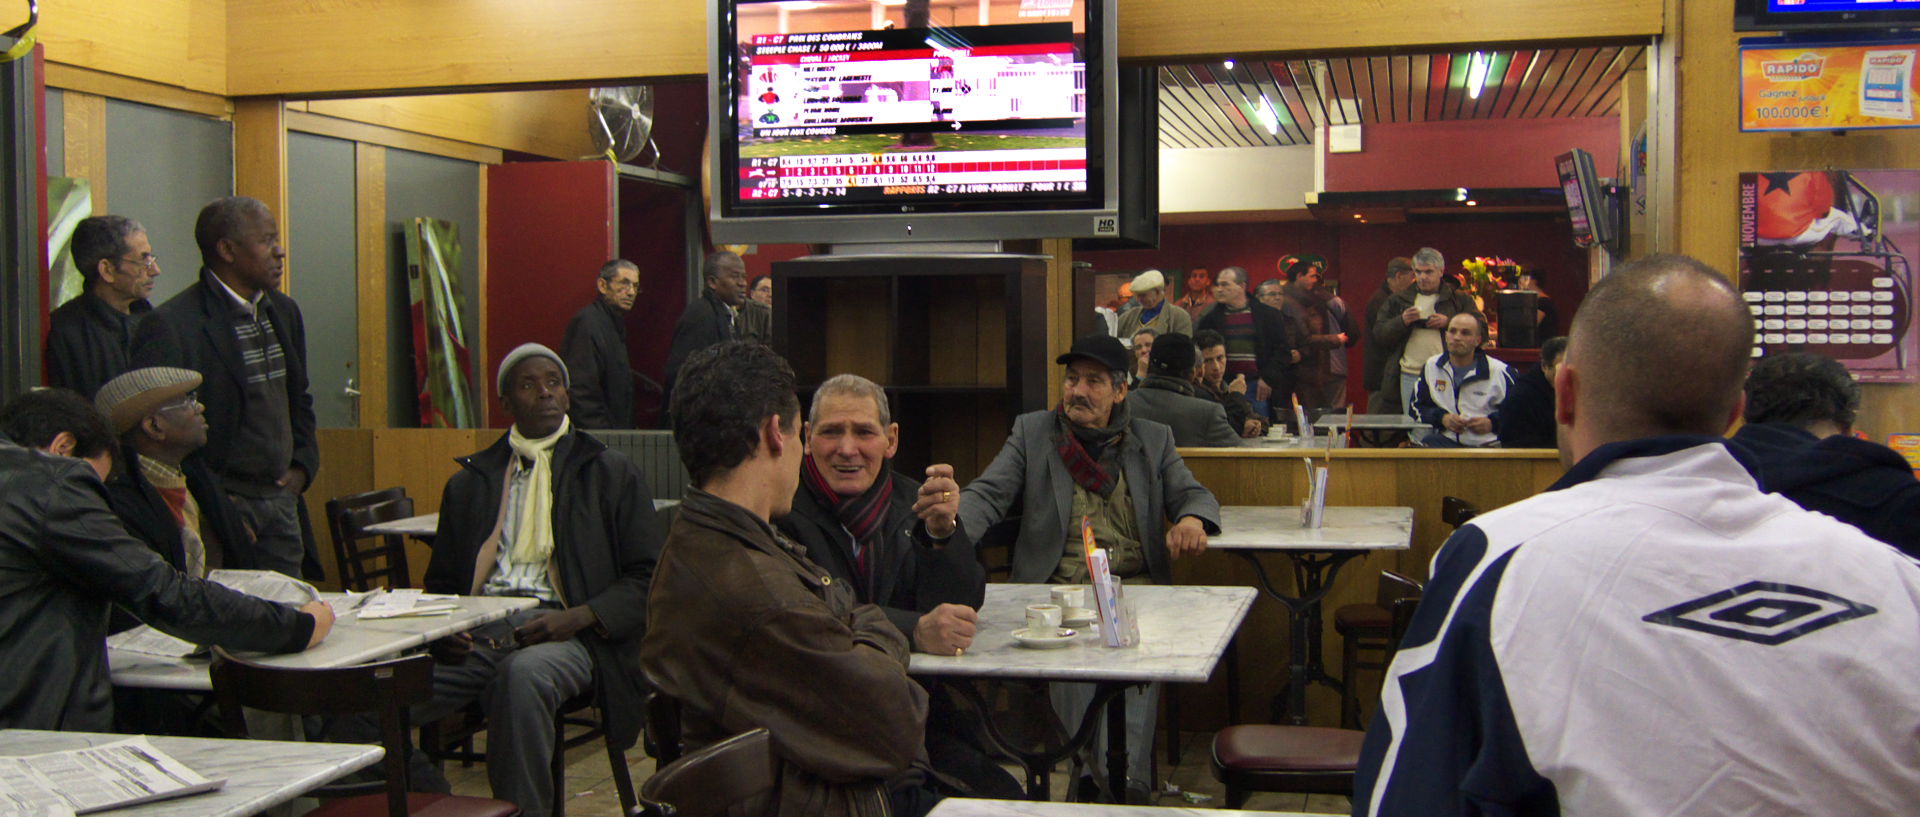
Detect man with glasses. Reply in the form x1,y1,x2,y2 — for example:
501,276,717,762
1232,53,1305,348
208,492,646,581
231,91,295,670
561,259,641,428
133,196,320,580
45,215,161,399
95,367,251,578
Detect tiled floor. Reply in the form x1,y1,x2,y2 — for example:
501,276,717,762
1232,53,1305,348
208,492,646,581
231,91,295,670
445,728,1350,816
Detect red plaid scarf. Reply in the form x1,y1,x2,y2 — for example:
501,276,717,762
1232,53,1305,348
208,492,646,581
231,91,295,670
800,453,895,584
1054,402,1127,497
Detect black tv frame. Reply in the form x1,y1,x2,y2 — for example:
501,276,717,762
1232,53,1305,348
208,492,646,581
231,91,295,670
1736,0,1920,32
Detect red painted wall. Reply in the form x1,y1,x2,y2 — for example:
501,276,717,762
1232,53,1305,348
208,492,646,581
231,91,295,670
1080,217,1587,406
485,161,615,427
1326,117,1622,192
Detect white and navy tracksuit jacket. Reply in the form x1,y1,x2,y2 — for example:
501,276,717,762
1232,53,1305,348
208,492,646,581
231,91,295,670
1355,437,1920,817
1408,351,1515,447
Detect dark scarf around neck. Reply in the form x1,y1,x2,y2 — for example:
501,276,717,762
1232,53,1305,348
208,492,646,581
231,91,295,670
800,454,895,578
1054,399,1130,496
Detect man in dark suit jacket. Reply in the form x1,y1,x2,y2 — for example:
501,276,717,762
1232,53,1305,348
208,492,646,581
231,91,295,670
776,373,1017,798
662,250,749,423
1195,266,1298,426
561,259,639,428
95,367,253,580
44,215,160,399
131,196,319,579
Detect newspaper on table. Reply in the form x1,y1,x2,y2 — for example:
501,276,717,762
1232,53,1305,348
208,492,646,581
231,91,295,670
0,737,224,817
352,588,458,620
106,570,321,658
1081,516,1139,648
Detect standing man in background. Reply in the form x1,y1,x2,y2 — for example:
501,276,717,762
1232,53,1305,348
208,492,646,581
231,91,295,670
44,215,160,399
133,196,320,580
562,259,639,429
1115,269,1192,340
663,250,749,421
1196,266,1296,427
1364,258,1416,414
1374,247,1478,435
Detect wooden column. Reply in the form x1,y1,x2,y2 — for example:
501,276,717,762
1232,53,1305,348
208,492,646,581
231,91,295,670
354,143,389,429
233,97,290,289
1040,238,1074,404
61,91,106,212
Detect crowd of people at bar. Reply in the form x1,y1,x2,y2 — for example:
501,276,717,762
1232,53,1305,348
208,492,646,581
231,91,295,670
4,198,1920,817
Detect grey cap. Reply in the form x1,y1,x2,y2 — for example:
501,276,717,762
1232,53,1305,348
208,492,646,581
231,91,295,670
95,367,202,434
496,343,570,396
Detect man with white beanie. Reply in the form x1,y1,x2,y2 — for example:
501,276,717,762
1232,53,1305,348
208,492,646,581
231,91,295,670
1115,269,1193,340
413,343,664,817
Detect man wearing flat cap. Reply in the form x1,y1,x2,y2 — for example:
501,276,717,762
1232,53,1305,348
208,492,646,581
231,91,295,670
416,343,664,817
960,333,1221,799
96,367,253,579
1115,269,1193,341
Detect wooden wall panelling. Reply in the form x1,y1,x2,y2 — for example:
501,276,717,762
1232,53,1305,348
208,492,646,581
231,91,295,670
303,428,376,590
475,163,490,409
1172,448,1563,727
304,91,596,161
822,278,891,383
223,0,1660,98
1672,0,1920,446
355,144,390,429
60,91,106,213
285,110,503,166
42,64,231,119
926,277,983,386
38,0,225,95
232,98,290,289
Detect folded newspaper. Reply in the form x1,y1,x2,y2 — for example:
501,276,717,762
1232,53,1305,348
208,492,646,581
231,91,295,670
0,737,224,817
106,570,322,659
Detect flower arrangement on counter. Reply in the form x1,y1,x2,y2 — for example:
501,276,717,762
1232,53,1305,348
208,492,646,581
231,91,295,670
1462,257,1522,338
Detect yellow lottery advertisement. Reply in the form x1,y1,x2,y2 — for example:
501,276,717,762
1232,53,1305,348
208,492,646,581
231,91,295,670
1742,40,1920,132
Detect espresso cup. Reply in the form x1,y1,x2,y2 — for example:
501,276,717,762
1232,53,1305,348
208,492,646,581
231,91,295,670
1051,585,1088,611
1025,603,1062,633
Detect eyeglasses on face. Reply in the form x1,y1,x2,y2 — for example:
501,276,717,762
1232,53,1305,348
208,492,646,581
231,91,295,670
155,391,201,414
117,254,160,271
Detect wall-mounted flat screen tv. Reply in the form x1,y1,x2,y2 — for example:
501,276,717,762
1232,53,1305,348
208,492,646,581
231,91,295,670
708,0,1120,245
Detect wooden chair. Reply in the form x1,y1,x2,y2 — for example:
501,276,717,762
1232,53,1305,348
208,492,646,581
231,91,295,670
418,686,634,817
208,648,521,817
637,728,779,817
643,690,684,766
1333,570,1424,728
1442,495,1481,529
975,517,1021,581
324,487,409,590
334,498,417,592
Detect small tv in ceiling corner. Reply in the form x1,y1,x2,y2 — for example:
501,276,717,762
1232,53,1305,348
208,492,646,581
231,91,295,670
1737,0,1920,32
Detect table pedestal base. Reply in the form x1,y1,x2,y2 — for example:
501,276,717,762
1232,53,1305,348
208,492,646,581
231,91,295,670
1234,549,1363,725
947,680,1136,803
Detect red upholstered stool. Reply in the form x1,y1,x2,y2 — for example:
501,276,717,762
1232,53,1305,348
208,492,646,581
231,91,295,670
307,793,522,817
1210,725,1365,809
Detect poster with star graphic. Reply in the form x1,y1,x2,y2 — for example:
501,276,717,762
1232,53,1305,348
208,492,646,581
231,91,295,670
1741,38,1920,132
1738,169,1919,382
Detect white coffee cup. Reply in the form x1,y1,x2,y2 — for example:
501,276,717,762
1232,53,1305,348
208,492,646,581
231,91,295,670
1051,585,1088,611
1025,603,1063,633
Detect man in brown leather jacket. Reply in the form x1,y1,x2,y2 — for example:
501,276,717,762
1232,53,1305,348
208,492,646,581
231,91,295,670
641,341,933,817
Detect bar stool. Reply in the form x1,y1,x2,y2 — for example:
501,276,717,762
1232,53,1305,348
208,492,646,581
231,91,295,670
1209,724,1366,808
1333,571,1422,728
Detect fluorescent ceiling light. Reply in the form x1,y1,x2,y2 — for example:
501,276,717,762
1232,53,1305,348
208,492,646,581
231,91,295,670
1253,94,1280,135
1223,59,1236,70
1466,52,1489,100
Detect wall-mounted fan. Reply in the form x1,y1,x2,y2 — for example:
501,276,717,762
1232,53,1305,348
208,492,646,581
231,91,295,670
589,85,657,166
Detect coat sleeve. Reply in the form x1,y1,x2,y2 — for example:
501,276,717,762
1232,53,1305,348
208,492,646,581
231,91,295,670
906,520,987,613
662,303,714,394
1197,402,1245,448
38,465,313,653
1256,307,1297,395
129,309,185,370
424,471,479,595
581,458,663,640
959,417,1031,541
1166,305,1195,337
1373,292,1414,348
283,300,319,483
562,314,613,429
1154,431,1221,533
42,321,84,394
722,601,928,783
1353,525,1554,816
1409,370,1446,428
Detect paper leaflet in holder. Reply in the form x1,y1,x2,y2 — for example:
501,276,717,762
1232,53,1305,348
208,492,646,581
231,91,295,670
1299,459,1329,529
1080,516,1139,648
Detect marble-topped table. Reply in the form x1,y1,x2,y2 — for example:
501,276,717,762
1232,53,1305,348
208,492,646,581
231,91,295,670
109,594,537,691
911,584,1255,802
1311,412,1429,447
0,729,381,817
928,800,1322,817
365,500,680,539
1211,506,1413,725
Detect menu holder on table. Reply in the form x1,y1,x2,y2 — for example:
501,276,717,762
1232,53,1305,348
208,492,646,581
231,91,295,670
0,737,225,817
1291,395,1314,441
1299,459,1329,529
1080,517,1139,648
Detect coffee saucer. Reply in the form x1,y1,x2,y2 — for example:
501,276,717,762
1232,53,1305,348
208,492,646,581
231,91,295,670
1011,627,1078,649
1061,607,1098,627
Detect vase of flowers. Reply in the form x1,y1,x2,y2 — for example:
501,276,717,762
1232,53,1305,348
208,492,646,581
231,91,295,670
1461,257,1520,340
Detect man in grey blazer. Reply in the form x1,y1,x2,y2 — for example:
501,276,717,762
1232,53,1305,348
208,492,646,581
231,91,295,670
1127,333,1244,448
958,332,1222,800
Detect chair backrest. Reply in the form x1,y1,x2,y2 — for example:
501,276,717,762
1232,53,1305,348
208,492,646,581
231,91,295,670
1440,495,1480,529
337,497,418,591
644,691,684,765
976,517,1021,580
326,487,408,584
1386,596,1422,664
637,728,778,817
210,648,435,817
